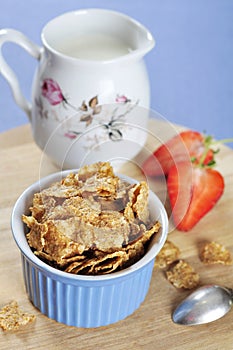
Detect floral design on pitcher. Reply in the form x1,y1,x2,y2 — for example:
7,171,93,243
115,94,131,104
41,78,65,106
40,78,79,112
37,78,139,146
79,96,102,127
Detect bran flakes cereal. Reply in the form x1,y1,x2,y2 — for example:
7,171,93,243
0,301,35,331
154,240,180,269
22,162,161,275
166,260,200,290
200,241,233,265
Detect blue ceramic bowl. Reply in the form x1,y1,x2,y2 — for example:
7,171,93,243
11,171,168,328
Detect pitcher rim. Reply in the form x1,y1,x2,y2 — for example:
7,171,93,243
41,8,155,65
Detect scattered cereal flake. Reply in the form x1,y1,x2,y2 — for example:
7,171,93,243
154,240,180,268
0,301,36,331
200,241,233,265
166,260,200,289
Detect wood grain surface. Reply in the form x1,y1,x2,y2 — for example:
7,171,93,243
0,120,233,350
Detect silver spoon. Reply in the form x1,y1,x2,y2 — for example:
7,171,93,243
172,285,233,326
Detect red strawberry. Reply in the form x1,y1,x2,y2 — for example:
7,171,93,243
167,161,224,231
142,131,214,177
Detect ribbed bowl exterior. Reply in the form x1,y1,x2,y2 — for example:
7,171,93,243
21,254,154,328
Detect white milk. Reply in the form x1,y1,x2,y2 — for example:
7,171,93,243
57,34,133,60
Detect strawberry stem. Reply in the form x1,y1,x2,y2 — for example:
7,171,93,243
203,133,233,147
213,137,233,145
197,134,233,168
199,147,212,167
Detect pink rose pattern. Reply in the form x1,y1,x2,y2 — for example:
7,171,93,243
115,94,131,104
41,78,66,106
39,78,136,141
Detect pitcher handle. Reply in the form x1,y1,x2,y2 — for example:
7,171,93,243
0,29,42,120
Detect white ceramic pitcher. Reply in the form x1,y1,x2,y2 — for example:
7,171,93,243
0,9,155,169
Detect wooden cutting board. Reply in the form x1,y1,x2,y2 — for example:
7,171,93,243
1,120,233,350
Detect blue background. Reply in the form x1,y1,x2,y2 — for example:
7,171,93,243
0,0,233,147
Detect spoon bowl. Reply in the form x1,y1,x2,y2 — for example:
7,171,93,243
172,285,233,326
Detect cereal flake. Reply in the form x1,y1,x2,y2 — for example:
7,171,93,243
0,301,36,331
166,260,200,289
154,240,180,268
200,241,233,265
